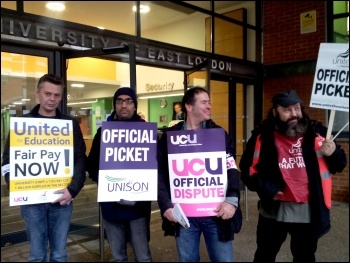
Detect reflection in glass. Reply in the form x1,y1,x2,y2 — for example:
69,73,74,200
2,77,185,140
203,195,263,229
333,18,349,43
1,1,16,10
205,9,244,59
66,57,130,139
140,1,207,51
332,2,349,136
1,52,48,114
333,1,348,15
20,1,257,57
24,1,136,35
1,52,48,153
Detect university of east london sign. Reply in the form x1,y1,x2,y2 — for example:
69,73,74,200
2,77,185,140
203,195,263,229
1,15,233,72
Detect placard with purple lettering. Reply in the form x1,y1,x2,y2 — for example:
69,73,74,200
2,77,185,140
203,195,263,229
97,121,158,202
8,117,74,206
167,128,227,217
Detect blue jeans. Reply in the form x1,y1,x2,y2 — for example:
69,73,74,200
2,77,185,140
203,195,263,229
175,217,234,262
20,202,73,262
103,217,152,262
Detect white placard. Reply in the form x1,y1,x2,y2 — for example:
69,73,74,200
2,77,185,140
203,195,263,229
310,43,349,112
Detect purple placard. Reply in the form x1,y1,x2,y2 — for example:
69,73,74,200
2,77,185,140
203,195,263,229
166,128,225,154
166,128,227,217
99,122,158,170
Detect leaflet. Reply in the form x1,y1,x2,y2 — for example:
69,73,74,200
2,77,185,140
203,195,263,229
172,203,190,229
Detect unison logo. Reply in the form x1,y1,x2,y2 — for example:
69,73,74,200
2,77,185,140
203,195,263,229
170,134,197,145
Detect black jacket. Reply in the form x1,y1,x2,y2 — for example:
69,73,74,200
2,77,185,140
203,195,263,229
239,119,347,238
87,111,152,222
2,104,87,198
157,119,242,241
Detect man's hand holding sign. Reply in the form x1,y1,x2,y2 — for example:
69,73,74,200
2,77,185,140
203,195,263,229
157,87,242,262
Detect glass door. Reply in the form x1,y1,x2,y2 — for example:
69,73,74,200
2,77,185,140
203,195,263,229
184,60,209,91
1,50,52,154
208,75,249,165
210,80,229,133
64,57,131,155
1,46,54,245
63,44,134,155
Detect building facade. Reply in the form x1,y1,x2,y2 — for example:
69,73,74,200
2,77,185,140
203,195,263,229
1,1,348,204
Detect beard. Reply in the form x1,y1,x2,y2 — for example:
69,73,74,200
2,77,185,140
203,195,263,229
275,115,308,138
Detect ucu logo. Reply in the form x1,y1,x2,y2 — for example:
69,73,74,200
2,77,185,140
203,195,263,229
170,134,197,145
14,197,28,202
172,158,223,176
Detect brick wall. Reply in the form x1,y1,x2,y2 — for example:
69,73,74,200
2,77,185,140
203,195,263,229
263,2,349,203
263,1,325,64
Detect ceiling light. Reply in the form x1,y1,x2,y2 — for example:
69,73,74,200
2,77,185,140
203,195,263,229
46,2,65,11
21,98,30,101
97,26,105,30
138,92,184,99
132,5,150,13
67,99,97,106
71,83,85,88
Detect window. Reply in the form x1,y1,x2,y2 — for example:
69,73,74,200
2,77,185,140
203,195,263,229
328,1,349,139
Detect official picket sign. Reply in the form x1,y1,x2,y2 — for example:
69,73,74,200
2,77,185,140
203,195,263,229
97,121,158,202
9,117,74,206
310,43,349,112
167,128,227,217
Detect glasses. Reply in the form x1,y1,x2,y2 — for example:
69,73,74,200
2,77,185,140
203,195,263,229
115,98,134,105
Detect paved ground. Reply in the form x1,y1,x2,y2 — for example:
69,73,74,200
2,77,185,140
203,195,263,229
1,181,349,262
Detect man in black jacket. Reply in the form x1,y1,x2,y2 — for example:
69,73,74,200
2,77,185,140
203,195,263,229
157,87,242,262
87,87,152,262
1,74,87,261
239,90,347,262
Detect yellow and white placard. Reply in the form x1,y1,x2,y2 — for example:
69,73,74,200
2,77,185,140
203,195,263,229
8,117,74,206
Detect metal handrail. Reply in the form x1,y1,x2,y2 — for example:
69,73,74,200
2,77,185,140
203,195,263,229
99,206,104,262
236,154,249,220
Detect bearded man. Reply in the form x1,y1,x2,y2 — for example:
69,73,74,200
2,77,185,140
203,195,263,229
239,90,347,262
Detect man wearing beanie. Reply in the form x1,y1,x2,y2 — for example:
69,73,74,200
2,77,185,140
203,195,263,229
239,89,347,262
87,87,152,261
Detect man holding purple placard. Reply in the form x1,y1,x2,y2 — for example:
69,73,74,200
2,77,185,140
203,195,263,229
87,87,153,262
157,87,242,262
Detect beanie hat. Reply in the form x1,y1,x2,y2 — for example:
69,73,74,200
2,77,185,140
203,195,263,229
272,90,302,107
113,87,137,109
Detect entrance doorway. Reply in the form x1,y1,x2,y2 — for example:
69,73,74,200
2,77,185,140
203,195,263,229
183,59,250,162
1,48,53,154
209,78,246,164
